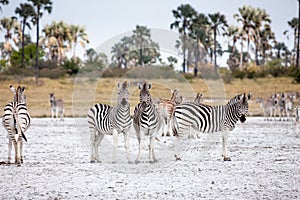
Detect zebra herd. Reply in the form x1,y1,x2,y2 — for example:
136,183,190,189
1,81,251,166
87,81,251,163
256,92,300,121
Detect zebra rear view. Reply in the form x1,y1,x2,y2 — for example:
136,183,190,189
2,85,31,166
172,93,251,161
87,81,132,163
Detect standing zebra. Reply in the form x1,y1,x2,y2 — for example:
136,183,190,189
172,93,251,161
133,81,162,164
2,85,31,166
87,81,132,163
49,93,64,120
158,89,182,137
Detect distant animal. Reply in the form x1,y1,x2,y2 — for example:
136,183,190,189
49,93,64,120
193,93,203,104
157,89,182,138
256,97,273,121
172,93,251,161
87,81,132,163
2,85,31,166
133,81,162,164
279,93,294,121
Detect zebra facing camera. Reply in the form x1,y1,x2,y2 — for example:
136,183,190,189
72,28,227,174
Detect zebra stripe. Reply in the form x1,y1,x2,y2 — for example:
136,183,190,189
133,81,161,163
2,85,31,166
172,93,251,161
87,81,132,163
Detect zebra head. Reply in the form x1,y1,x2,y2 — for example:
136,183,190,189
117,81,130,106
170,89,183,105
49,93,55,104
11,85,26,104
237,93,251,123
194,93,203,104
138,81,152,105
271,93,279,107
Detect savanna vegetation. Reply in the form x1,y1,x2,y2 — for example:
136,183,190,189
0,1,300,117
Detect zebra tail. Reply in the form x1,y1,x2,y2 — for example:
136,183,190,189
13,114,27,142
22,131,27,142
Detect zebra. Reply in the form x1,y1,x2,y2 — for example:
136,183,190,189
256,97,273,121
133,81,162,164
87,81,132,163
49,93,64,120
158,89,182,138
2,85,31,166
172,93,251,161
193,93,203,104
279,93,294,121
271,93,281,120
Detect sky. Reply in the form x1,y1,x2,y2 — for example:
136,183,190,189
1,0,298,67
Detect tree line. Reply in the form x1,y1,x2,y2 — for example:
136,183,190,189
0,1,299,82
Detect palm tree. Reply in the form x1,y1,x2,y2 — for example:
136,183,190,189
132,25,151,66
297,0,300,68
208,12,228,68
274,42,286,59
0,0,9,12
28,0,52,84
234,5,256,62
15,3,36,68
0,16,20,67
170,4,197,73
252,7,271,65
69,24,89,60
260,25,275,64
42,21,71,63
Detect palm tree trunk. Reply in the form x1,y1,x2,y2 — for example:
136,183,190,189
213,28,217,68
21,18,26,68
239,38,243,69
35,7,40,85
296,0,300,68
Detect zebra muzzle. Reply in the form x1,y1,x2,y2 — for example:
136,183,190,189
240,115,246,123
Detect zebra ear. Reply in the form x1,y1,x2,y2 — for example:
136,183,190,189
10,85,16,93
138,83,142,89
127,81,130,88
117,81,121,89
247,93,252,100
21,86,25,92
148,83,152,89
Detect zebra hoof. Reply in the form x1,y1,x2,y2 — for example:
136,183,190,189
128,161,133,164
223,157,231,161
149,160,155,164
175,156,181,161
112,161,117,164
135,160,141,164
90,160,96,163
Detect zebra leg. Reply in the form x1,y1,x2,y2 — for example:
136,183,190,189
90,129,97,163
135,133,143,164
222,131,231,161
20,138,23,163
149,136,158,163
123,132,131,163
8,138,12,163
56,109,59,119
112,129,118,164
16,140,22,166
95,132,104,162
174,136,181,161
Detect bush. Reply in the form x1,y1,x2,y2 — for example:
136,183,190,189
62,59,81,75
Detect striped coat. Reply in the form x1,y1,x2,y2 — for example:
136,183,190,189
172,93,251,161
133,81,162,163
2,85,31,166
87,81,132,163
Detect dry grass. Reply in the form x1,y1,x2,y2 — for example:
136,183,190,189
1,76,299,117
